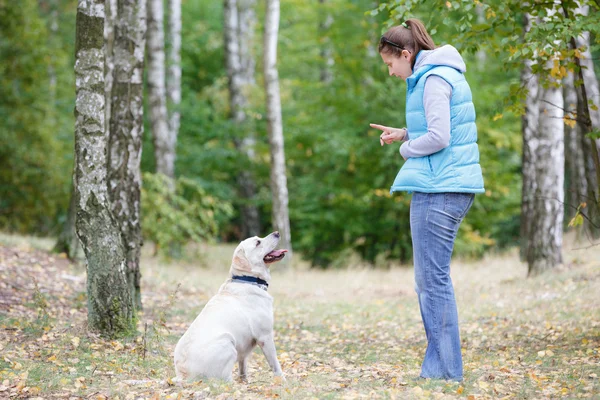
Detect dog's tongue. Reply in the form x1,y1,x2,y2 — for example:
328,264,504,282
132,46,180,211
267,249,288,257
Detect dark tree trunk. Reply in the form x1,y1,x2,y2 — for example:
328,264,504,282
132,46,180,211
53,179,81,260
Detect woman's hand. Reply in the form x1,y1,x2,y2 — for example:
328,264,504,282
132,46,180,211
369,123,407,146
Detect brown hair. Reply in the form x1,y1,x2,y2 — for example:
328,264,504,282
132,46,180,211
378,19,436,68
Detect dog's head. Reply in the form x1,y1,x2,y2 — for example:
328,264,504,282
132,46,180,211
229,231,288,282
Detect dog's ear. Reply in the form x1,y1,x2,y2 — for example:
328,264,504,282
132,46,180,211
233,248,252,272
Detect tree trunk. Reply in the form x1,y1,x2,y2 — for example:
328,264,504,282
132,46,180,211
147,0,173,178
563,71,587,229
105,0,116,133
318,0,333,84
264,0,292,258
519,13,539,261
225,0,261,238
108,0,147,311
54,178,81,260
167,0,181,144
527,59,564,276
573,8,600,238
74,0,135,336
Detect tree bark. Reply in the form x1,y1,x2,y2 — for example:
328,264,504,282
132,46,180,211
167,0,181,144
573,7,600,238
527,58,564,276
105,0,116,133
147,0,174,178
519,13,539,261
54,179,81,260
264,0,292,258
74,0,135,335
563,71,587,228
108,0,147,311
225,0,261,238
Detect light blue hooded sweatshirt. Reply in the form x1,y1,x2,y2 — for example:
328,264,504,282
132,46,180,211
390,45,485,194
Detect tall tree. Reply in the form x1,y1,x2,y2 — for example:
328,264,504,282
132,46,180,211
224,0,261,238
526,4,565,275
108,0,147,311
563,71,587,227
519,13,539,261
167,0,181,144
264,0,292,256
51,0,79,259
74,0,135,335
570,4,600,238
147,0,173,178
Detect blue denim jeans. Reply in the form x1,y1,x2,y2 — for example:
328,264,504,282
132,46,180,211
410,192,474,381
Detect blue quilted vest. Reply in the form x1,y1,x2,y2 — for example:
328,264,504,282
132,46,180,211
390,60,485,194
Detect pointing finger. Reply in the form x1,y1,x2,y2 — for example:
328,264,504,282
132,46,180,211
370,123,390,132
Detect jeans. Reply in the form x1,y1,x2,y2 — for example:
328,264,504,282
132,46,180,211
410,192,475,381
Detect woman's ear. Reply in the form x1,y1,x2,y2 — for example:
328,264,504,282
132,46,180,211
402,49,411,59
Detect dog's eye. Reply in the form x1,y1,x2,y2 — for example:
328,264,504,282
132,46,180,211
255,240,261,247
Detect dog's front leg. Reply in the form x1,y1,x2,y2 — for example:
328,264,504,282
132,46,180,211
258,334,285,379
238,357,248,382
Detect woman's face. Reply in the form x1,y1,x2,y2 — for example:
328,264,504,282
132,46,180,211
380,50,412,81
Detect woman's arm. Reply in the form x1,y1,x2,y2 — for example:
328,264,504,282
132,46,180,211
400,76,452,159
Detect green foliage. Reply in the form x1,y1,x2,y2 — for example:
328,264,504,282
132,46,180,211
4,0,579,267
140,173,233,258
0,0,75,234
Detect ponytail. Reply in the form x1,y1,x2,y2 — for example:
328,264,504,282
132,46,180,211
379,18,436,67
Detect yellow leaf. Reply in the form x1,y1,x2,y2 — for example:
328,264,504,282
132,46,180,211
538,350,546,357
564,117,576,128
457,386,464,394
493,113,503,121
71,337,80,349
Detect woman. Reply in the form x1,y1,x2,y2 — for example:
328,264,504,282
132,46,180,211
370,19,484,381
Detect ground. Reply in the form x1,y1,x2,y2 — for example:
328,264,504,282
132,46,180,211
0,233,598,399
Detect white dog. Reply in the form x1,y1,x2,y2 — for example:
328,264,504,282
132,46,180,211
174,231,288,382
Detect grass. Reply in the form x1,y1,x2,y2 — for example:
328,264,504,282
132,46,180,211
0,233,599,399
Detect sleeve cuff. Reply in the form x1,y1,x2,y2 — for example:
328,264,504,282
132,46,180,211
399,142,409,159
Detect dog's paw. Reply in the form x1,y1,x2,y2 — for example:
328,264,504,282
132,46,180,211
273,374,286,384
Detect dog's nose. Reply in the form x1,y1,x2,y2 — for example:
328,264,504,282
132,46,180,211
273,231,280,237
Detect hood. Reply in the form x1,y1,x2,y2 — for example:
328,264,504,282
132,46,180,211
413,45,466,73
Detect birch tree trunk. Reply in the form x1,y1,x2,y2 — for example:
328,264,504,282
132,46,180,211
519,13,539,261
573,6,600,238
167,0,181,143
108,0,147,311
225,0,261,237
74,0,135,335
527,54,564,276
147,0,173,178
264,0,292,257
563,71,587,227
105,0,116,133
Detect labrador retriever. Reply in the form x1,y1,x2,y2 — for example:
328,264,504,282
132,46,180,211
174,231,288,382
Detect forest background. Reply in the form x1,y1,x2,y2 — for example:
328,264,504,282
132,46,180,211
1,0,598,267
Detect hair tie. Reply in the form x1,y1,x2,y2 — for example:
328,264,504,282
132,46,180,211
401,22,409,29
